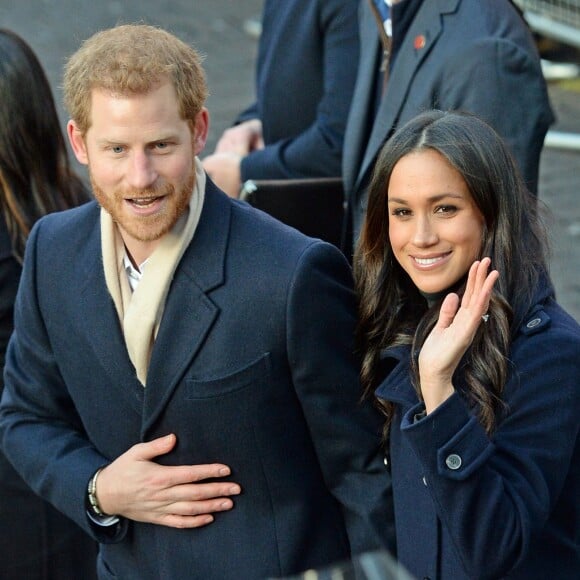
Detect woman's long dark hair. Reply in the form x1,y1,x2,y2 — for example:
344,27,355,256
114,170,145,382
354,110,549,436
0,29,88,262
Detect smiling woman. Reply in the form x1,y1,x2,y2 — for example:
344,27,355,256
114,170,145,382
386,148,485,295
354,110,580,579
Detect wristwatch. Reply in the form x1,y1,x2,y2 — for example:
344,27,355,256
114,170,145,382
87,468,107,517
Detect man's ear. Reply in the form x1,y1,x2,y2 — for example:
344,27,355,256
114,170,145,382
192,108,210,156
67,120,89,165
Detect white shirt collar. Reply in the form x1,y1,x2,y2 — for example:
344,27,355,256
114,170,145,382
123,252,149,292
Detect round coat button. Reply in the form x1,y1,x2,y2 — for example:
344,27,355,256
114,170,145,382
383,456,389,466
445,454,462,470
526,317,541,329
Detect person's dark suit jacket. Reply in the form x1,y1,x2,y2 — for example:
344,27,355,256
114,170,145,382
343,0,554,248
0,215,98,580
0,181,394,579
238,0,359,180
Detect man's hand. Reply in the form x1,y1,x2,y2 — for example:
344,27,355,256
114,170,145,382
214,119,264,156
96,433,241,529
202,153,242,198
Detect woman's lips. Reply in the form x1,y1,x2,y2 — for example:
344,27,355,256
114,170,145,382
411,252,451,268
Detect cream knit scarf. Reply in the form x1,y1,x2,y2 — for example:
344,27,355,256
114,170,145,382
101,158,206,386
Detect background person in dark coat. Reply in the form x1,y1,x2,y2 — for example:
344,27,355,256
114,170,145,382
343,0,554,252
203,0,359,196
354,110,580,579
0,24,394,579
0,28,97,580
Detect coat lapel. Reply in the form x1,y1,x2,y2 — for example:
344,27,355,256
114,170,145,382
141,181,230,433
375,345,419,407
343,2,381,195
76,211,144,416
355,0,460,193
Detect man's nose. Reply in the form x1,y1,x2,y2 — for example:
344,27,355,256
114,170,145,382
126,150,157,190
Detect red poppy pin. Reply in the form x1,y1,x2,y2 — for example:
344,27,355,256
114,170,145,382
414,35,426,50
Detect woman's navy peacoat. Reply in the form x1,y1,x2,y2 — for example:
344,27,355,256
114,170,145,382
376,282,580,579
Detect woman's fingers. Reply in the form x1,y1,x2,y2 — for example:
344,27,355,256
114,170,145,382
436,292,460,330
462,258,498,315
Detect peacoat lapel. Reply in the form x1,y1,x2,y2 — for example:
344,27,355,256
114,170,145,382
375,345,418,408
355,0,460,194
141,181,230,434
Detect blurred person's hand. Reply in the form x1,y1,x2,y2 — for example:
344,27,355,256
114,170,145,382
202,153,242,198
214,119,264,156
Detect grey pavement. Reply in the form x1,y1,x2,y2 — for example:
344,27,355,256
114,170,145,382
2,0,579,320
